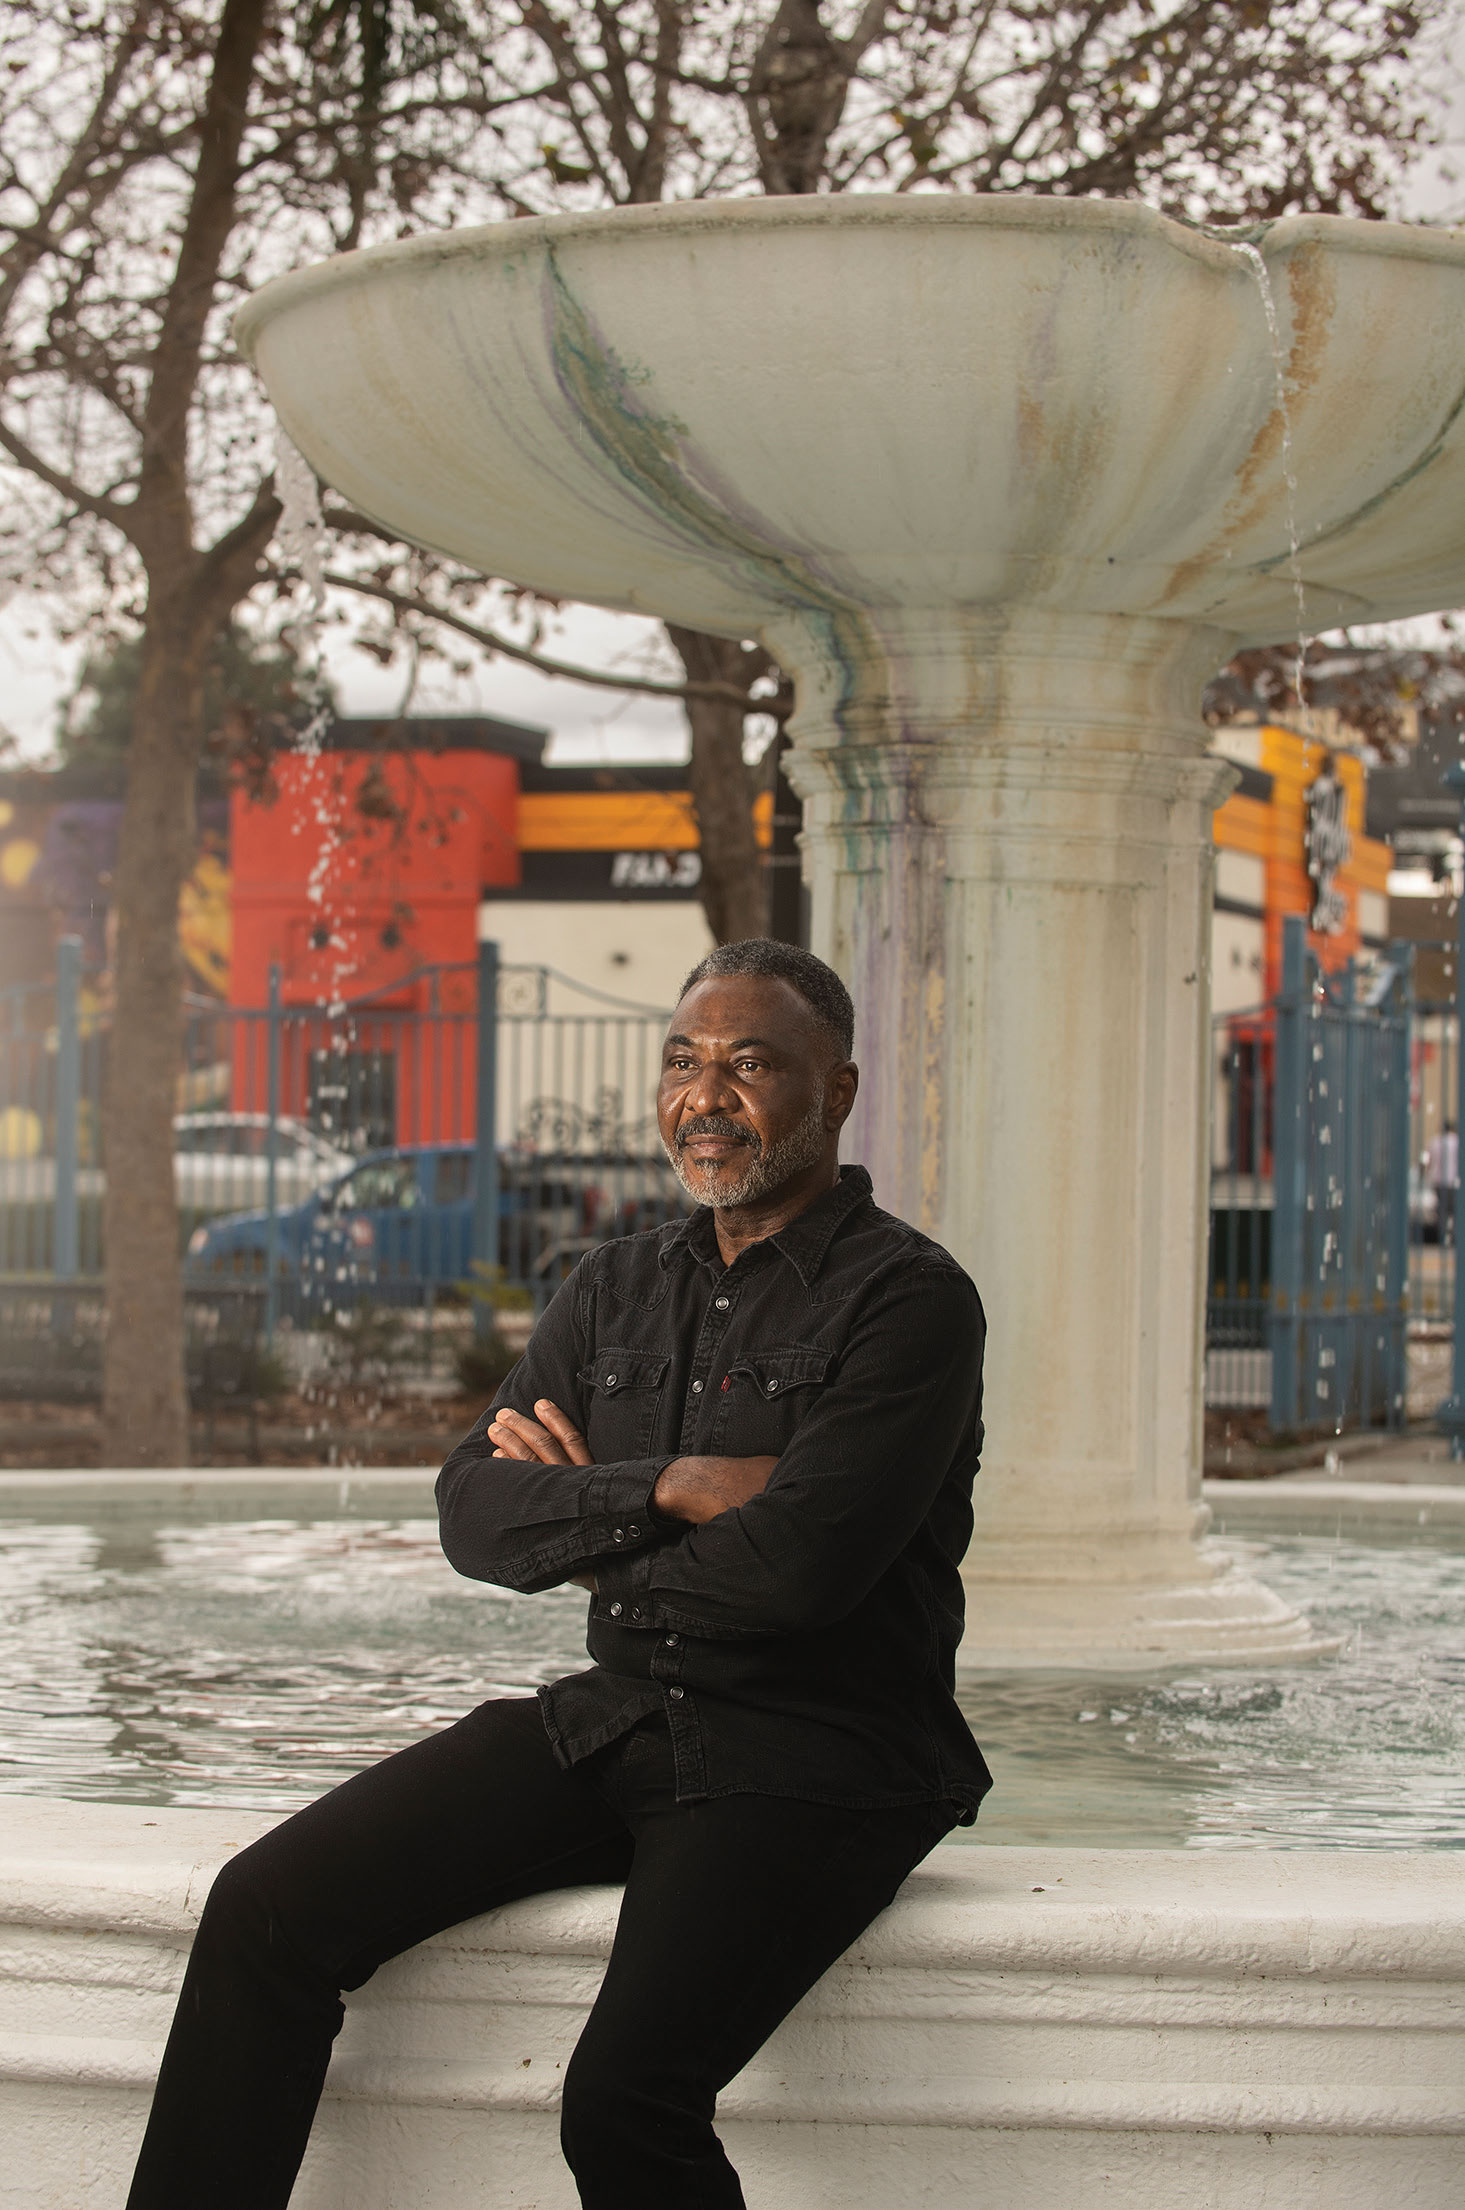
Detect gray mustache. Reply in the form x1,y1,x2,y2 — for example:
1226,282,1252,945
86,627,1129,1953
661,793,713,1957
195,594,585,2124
675,1115,761,1155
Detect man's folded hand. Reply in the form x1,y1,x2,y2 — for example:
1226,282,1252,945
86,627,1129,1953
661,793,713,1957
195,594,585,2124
487,1400,592,1466
486,1400,597,1587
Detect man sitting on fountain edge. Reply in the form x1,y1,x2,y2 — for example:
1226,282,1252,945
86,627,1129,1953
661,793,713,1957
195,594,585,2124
126,938,990,2210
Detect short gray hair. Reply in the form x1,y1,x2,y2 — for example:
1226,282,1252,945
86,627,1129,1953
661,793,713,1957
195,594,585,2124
678,939,854,1060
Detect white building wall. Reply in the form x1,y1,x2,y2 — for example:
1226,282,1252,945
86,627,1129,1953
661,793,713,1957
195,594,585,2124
1211,905,1266,1018
476,900,711,1015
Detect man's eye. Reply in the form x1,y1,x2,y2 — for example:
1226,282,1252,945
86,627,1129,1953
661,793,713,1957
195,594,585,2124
734,1059,764,1075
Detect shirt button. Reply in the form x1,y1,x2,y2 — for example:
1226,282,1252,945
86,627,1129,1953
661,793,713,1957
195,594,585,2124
691,1379,704,1393
664,1633,680,1647
611,1527,625,1543
630,1606,643,1622
714,1295,730,1311
605,1373,618,1389
627,1525,640,1540
668,1685,685,1700
609,1602,623,1618
766,1378,779,1394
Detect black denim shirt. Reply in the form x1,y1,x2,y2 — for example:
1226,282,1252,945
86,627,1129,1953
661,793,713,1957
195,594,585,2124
436,1165,991,1819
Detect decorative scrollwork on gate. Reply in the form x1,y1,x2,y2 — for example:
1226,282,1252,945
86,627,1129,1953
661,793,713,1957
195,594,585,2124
516,1086,661,1156
498,965,549,1016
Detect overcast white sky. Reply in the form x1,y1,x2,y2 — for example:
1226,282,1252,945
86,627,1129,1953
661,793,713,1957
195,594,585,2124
5,21,1465,769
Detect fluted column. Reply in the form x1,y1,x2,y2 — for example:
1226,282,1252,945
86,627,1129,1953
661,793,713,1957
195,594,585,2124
771,608,1324,1666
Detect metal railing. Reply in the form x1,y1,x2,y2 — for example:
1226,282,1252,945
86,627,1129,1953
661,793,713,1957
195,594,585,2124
0,944,684,1394
1206,920,1414,1432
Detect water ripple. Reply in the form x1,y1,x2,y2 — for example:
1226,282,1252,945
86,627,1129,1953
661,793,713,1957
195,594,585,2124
0,1511,1460,1847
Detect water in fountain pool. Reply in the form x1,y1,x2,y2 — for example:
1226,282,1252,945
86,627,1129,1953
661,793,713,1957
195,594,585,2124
0,1498,1459,1847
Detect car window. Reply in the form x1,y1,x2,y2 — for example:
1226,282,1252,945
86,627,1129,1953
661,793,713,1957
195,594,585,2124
295,1126,341,1161
266,1125,318,1160
175,1122,228,1154
433,1153,474,1206
334,1159,423,1211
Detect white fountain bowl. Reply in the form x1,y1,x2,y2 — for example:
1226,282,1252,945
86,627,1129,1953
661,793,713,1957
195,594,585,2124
238,194,1465,643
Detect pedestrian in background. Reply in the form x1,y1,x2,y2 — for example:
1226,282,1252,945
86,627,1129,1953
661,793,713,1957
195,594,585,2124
1428,1120,1459,1246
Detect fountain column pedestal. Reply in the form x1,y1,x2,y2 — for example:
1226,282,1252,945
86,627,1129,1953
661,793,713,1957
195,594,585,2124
776,609,1323,1668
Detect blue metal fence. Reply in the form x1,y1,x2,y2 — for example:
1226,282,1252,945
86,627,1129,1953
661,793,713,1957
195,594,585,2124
9,926,1424,1433
1268,916,1412,1432
0,939,103,1277
0,946,681,1394
1206,917,1414,1432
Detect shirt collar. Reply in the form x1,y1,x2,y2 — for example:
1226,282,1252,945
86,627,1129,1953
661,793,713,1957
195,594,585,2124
659,1163,873,1286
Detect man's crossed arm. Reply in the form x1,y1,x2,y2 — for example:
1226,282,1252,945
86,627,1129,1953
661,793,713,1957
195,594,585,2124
486,1398,778,1590
438,1257,983,1638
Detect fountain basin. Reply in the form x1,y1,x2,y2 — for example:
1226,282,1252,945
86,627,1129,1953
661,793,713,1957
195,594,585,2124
237,196,1465,639
3,1795,1461,2210
0,1472,1460,1847
2,1471,1461,2207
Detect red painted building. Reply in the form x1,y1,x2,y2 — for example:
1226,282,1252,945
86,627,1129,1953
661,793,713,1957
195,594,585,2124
227,722,529,1143
230,734,522,1011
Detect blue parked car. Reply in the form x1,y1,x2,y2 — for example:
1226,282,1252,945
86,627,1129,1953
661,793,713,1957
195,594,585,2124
185,1143,687,1310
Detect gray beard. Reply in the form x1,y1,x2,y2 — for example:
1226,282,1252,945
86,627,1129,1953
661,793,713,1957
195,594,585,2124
665,1095,830,1210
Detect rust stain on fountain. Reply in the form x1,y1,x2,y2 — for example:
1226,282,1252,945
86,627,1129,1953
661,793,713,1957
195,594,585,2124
1159,246,1337,617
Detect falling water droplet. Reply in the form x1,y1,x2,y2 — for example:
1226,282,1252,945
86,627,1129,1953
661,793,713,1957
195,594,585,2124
275,431,327,651
272,425,357,1018
1228,240,1311,736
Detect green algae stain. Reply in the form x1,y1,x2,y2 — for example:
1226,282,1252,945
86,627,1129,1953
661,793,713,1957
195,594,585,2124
542,252,876,738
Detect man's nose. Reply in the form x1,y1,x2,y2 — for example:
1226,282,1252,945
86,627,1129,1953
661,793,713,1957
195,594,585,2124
684,1059,742,1116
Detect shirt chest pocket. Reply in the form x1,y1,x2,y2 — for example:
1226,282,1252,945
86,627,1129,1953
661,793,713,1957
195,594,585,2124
713,1346,831,1451
578,1349,669,1461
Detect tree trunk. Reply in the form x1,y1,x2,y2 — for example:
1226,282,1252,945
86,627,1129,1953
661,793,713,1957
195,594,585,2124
665,625,768,944
101,599,210,1464
97,0,274,1465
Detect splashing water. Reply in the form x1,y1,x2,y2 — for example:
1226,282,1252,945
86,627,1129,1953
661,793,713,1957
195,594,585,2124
273,428,355,1018
1228,240,1311,731
275,430,328,656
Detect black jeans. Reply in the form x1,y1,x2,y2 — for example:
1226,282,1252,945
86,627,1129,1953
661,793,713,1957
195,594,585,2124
126,1698,955,2209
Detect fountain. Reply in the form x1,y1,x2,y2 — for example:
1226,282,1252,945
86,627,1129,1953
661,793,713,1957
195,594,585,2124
235,195,1465,1667
14,196,1465,2210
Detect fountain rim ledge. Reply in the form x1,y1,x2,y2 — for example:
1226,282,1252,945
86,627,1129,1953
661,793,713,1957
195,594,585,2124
5,1798,1461,2210
3,1794,1463,1979
3,1465,1462,1532
4,1463,1464,1509
233,191,1465,363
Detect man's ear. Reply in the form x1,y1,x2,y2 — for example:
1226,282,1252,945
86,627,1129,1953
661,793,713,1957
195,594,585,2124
826,1060,859,1131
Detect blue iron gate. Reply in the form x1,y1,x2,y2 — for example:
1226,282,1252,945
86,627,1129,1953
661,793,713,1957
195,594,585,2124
1208,917,1414,1431
1268,915,1412,1432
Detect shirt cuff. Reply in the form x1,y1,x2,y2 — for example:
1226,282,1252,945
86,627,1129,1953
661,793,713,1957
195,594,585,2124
592,1547,657,1626
585,1458,674,1558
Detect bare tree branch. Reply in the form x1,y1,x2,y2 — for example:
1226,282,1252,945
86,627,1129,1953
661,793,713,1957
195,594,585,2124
0,409,132,533
133,0,272,564
0,0,162,339
316,564,777,710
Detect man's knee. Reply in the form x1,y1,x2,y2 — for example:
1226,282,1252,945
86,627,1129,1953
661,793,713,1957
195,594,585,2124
194,1832,280,1947
188,1827,340,2010
559,2030,715,2186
